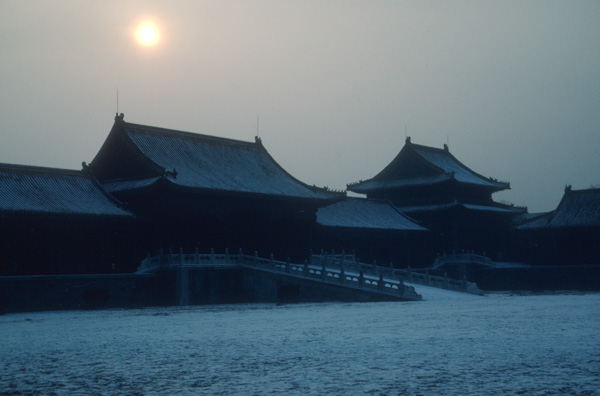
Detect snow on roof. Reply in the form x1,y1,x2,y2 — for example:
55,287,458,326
462,203,523,213
397,201,524,214
0,163,133,218
317,198,427,231
103,177,162,194
516,187,600,229
347,174,451,194
348,138,509,193
412,144,508,189
113,121,338,201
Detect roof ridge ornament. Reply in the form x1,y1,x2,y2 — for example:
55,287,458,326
115,113,125,122
164,168,178,179
405,136,411,145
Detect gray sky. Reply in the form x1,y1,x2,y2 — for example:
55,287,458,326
1,1,599,212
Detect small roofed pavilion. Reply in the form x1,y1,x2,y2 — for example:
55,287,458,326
89,114,343,259
0,163,136,275
347,137,525,260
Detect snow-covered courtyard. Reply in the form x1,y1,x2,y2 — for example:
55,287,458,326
2,288,599,395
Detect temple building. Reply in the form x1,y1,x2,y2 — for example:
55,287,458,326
0,163,136,275
347,137,525,260
316,197,431,266
89,114,343,260
514,186,600,266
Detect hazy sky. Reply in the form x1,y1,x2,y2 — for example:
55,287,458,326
1,1,599,212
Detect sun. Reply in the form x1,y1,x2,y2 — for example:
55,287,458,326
136,21,160,47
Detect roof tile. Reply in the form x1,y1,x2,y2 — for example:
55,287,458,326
0,163,133,217
317,198,427,231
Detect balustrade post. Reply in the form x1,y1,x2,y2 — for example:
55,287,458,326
398,279,405,296
340,267,345,284
358,271,364,287
378,274,384,291
444,272,449,289
341,249,345,267
321,260,327,280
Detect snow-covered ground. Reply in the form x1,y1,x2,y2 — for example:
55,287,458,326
1,289,599,395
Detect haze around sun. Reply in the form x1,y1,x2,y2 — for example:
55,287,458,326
136,21,159,47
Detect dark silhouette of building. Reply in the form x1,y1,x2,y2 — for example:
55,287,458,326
316,197,432,267
515,186,600,266
89,114,343,260
347,137,525,260
3,114,599,293
0,163,136,275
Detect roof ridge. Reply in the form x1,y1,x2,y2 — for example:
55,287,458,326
123,121,257,147
410,142,447,153
0,162,85,176
567,186,600,195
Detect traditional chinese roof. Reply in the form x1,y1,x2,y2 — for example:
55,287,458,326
90,114,341,203
397,201,525,215
0,163,133,218
317,198,427,231
516,187,600,230
347,137,510,194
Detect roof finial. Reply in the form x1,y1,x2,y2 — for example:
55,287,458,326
405,136,411,145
